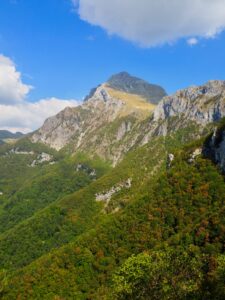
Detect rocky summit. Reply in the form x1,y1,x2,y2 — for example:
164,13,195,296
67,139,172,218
107,72,167,104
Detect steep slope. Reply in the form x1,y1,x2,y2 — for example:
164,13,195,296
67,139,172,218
0,123,204,272
136,80,225,146
0,138,110,271
84,72,167,104
106,72,167,104
2,125,225,300
153,80,225,124
0,139,60,199
203,118,225,172
0,150,109,234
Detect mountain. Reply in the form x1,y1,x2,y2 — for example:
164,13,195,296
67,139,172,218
84,72,167,104
107,72,167,103
104,72,166,104
0,75,225,299
0,130,24,145
31,78,225,165
31,73,161,165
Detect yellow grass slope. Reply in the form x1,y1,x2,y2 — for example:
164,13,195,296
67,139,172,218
106,86,156,119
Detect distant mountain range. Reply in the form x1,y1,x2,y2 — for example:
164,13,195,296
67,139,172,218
0,130,24,145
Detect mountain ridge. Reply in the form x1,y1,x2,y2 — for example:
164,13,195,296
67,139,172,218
31,74,159,164
31,76,225,165
0,130,24,145
84,72,167,104
106,71,167,104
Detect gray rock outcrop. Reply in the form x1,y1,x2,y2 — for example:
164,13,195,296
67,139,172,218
154,81,225,124
204,125,225,172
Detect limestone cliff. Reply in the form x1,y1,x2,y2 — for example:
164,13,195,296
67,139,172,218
153,80,225,124
203,122,225,172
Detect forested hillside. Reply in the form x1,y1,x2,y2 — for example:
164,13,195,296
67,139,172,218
0,121,224,299
0,77,224,299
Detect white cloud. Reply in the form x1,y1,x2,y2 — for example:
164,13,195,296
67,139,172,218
0,54,79,133
0,54,32,104
0,98,79,133
187,38,199,46
73,0,225,47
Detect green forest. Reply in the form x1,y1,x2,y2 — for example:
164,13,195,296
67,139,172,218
0,121,224,299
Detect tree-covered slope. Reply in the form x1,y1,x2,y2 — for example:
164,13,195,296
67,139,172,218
1,124,224,299
0,124,204,272
0,152,109,234
0,139,110,270
0,138,61,198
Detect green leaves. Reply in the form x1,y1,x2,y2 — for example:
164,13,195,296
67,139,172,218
112,248,203,300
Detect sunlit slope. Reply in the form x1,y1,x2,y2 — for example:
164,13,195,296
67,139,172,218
106,86,155,118
2,127,225,299
0,123,209,274
31,83,157,165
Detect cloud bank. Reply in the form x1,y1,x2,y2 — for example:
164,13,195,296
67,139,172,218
0,54,32,104
0,55,78,133
73,0,225,46
0,98,79,133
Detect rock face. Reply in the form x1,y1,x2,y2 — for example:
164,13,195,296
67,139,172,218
107,72,167,104
95,178,132,207
31,153,53,167
204,124,225,172
188,148,202,164
31,106,85,150
154,81,225,124
7,148,34,155
31,77,225,166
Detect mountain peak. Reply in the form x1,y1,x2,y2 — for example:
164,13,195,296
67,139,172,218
106,71,167,104
107,71,131,81
84,72,167,104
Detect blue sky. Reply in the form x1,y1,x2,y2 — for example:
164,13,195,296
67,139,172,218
0,0,225,132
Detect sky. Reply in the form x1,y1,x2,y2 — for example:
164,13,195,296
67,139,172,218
0,0,225,132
